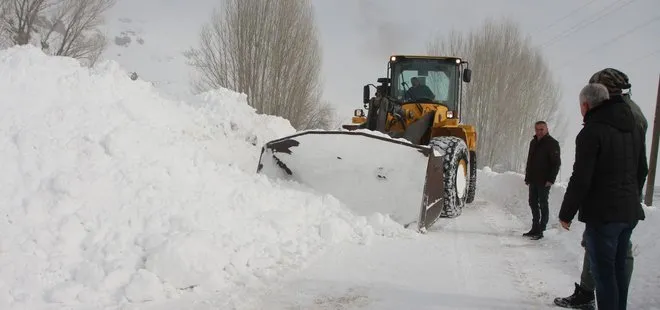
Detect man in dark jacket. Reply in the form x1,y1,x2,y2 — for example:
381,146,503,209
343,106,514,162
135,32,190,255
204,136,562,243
558,82,647,310
524,121,561,240
554,68,648,309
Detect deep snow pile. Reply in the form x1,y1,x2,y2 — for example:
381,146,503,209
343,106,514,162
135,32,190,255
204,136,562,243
0,46,409,309
476,167,660,307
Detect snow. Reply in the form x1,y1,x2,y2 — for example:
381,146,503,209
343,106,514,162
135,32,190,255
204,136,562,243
456,156,468,200
239,170,660,310
248,201,561,310
0,45,406,310
1,45,658,310
456,165,467,199
478,167,660,309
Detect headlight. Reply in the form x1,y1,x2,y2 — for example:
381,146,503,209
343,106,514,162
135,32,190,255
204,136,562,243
446,110,454,118
354,109,365,117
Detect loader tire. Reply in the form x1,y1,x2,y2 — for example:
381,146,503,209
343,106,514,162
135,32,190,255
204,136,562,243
466,151,477,204
429,136,469,219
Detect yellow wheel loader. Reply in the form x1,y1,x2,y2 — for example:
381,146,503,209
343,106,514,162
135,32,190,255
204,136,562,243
256,55,477,232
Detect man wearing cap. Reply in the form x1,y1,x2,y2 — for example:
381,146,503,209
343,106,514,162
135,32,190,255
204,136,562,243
590,68,648,134
554,69,648,310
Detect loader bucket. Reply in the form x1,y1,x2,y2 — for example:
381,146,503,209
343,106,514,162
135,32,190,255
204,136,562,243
256,130,445,232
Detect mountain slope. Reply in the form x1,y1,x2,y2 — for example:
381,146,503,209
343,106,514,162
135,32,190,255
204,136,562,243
100,0,219,97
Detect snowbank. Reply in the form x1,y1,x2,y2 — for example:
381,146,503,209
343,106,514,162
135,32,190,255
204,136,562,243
476,167,660,307
0,45,407,309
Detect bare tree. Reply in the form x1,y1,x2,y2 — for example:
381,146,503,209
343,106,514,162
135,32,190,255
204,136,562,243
298,100,337,130
427,17,565,173
185,0,332,130
0,1,10,47
0,0,115,66
0,0,49,46
40,0,115,66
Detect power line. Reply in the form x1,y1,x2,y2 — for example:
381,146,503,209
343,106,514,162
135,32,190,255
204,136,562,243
533,0,600,34
559,15,660,69
541,0,639,47
540,0,641,48
622,48,660,67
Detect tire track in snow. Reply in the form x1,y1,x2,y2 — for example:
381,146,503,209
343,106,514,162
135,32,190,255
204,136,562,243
478,199,559,308
432,202,497,299
437,214,473,294
424,200,555,309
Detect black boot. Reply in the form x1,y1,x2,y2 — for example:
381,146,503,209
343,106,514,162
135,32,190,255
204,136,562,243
528,231,544,240
553,283,595,309
522,224,539,236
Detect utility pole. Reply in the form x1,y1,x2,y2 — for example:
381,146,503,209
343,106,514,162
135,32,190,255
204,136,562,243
644,75,660,206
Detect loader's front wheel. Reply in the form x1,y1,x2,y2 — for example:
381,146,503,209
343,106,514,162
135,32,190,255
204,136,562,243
429,136,469,219
466,150,477,203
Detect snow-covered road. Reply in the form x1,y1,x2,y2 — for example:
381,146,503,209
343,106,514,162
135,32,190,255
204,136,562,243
142,199,577,310
248,199,578,310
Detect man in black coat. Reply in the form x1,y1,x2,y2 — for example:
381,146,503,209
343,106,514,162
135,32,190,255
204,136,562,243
558,82,647,310
554,68,647,309
524,121,561,240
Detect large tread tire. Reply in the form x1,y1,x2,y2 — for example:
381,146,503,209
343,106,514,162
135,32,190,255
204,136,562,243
466,150,477,204
428,136,469,219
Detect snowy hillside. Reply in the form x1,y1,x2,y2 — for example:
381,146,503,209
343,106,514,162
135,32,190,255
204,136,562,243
1,46,658,309
0,46,407,309
99,0,218,98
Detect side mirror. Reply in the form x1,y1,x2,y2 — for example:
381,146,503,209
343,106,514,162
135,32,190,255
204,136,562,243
462,68,472,83
363,85,370,104
376,77,391,84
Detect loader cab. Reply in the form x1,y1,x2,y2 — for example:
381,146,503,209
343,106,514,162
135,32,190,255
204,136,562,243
361,55,471,119
391,56,469,112
357,55,471,130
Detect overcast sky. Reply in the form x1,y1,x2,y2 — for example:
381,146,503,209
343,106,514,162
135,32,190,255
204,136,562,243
103,0,660,182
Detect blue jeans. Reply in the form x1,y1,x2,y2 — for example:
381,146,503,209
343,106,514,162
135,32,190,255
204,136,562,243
584,221,638,310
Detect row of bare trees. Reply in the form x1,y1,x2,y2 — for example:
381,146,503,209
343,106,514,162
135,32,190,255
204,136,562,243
185,0,335,130
427,17,566,172
0,0,115,66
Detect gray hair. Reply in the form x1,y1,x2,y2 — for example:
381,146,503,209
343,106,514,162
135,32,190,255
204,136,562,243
579,83,610,108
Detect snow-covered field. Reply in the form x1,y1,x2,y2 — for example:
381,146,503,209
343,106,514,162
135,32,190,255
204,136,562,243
1,46,658,309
